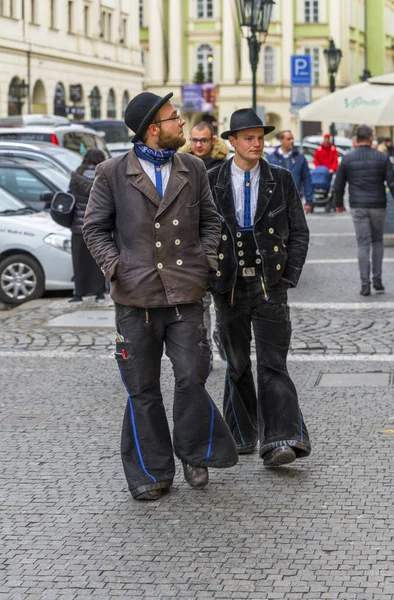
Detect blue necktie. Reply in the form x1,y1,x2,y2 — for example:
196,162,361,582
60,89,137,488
244,171,251,227
154,164,163,198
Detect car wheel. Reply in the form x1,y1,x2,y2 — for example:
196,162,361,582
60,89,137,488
0,254,45,305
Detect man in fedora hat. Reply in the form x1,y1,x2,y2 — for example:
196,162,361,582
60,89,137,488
83,91,238,501
208,108,311,467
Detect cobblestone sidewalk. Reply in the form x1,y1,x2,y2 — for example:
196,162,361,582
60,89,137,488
1,298,394,599
1,297,394,356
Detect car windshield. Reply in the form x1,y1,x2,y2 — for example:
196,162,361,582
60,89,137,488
62,132,109,157
51,149,81,172
95,124,130,144
0,186,30,212
38,167,70,191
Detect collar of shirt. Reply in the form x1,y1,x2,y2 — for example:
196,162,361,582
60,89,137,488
137,156,172,196
230,160,260,227
278,148,292,159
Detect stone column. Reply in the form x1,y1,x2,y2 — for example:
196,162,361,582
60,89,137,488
221,2,236,83
240,36,252,82
281,0,294,87
148,0,165,85
168,0,183,85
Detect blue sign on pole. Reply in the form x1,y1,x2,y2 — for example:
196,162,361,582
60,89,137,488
291,55,312,86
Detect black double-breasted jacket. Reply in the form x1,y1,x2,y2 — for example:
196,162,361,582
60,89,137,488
207,157,310,295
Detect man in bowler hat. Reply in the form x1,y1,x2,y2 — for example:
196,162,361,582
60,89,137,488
83,92,238,500
208,108,311,466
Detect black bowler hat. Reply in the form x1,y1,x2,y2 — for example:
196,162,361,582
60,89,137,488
221,108,275,140
124,91,174,142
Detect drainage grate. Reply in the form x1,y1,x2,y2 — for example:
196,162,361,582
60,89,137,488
0,414,49,426
315,372,393,387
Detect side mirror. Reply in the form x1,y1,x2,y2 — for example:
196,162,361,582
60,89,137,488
50,192,76,228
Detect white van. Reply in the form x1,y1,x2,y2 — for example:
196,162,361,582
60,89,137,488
0,122,110,158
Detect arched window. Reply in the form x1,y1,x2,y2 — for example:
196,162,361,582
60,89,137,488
32,80,47,114
107,89,116,118
263,46,275,85
8,77,29,116
196,44,214,83
54,82,66,116
196,0,213,19
122,90,129,114
89,86,101,119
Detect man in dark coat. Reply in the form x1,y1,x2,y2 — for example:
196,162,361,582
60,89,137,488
335,124,394,296
83,92,238,501
185,121,229,169
208,108,311,467
268,130,313,212
181,121,229,363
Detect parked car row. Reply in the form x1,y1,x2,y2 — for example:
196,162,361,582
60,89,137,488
0,186,73,305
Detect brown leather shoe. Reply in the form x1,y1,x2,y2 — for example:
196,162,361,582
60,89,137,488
134,489,162,501
263,446,296,467
182,462,209,489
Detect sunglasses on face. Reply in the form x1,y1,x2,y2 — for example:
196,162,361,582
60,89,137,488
190,138,212,144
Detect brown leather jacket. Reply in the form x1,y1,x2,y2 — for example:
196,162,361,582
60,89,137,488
83,150,221,307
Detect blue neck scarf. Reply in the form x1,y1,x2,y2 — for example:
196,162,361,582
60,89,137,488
134,141,176,165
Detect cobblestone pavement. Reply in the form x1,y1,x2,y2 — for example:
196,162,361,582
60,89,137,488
1,351,394,600
1,296,394,356
1,295,394,599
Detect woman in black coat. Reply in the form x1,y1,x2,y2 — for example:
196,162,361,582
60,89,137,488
68,149,107,303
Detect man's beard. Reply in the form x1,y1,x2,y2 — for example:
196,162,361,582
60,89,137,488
158,128,186,150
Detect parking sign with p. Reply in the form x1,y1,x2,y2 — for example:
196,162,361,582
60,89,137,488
291,55,312,86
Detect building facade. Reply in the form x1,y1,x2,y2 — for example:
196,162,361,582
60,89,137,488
0,0,142,120
140,0,394,138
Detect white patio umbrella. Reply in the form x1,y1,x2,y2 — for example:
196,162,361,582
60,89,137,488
298,75,394,126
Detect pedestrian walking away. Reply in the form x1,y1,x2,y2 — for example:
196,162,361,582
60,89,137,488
180,121,228,364
68,149,107,303
208,108,311,467
334,124,394,296
83,91,238,501
267,130,313,213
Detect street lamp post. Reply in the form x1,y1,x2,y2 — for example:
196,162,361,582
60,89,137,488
323,38,342,144
236,0,275,111
9,79,29,115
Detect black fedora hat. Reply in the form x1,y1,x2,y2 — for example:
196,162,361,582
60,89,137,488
124,91,174,142
221,108,275,140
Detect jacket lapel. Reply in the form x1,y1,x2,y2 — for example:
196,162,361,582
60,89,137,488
156,153,189,217
213,158,237,233
254,160,277,225
126,150,161,207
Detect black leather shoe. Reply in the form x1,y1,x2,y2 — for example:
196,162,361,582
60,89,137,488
134,489,162,501
236,442,256,455
182,462,209,489
373,279,385,293
263,446,296,467
360,284,371,296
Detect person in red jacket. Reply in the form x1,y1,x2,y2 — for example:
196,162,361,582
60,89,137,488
313,134,339,173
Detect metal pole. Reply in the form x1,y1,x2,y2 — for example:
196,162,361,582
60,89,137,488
27,50,31,113
248,32,261,111
329,74,336,145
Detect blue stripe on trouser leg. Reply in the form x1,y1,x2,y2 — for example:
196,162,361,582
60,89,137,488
203,389,215,460
120,367,157,484
227,375,246,445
